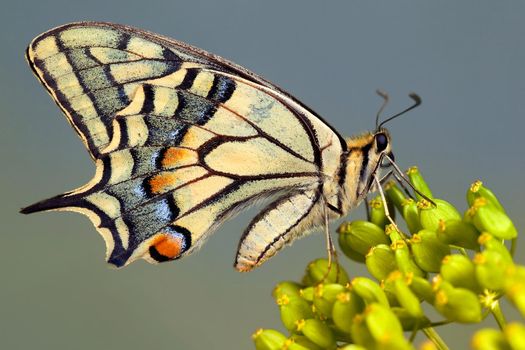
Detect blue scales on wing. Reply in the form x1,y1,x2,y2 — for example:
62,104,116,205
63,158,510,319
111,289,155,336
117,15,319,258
22,22,346,270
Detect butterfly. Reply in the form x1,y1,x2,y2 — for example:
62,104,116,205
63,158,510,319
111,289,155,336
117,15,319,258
21,22,420,271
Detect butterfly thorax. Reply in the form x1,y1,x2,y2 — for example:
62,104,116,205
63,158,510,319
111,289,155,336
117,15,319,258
337,129,392,215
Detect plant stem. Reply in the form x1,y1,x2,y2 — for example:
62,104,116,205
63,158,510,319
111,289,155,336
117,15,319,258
490,300,507,330
409,319,420,343
428,320,452,327
422,327,449,350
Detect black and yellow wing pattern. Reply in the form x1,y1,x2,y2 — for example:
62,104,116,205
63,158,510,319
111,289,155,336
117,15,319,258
22,22,349,271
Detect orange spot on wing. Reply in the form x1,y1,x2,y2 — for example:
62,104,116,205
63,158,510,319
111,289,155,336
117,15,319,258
149,172,177,194
161,147,194,168
152,233,182,259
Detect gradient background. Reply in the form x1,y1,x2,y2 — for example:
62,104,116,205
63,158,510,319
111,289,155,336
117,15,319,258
1,1,524,349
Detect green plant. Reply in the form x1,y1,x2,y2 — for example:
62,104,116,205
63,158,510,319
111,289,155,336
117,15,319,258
252,167,524,350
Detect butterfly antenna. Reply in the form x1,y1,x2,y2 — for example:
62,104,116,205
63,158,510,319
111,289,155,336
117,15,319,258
375,89,390,130
377,93,422,130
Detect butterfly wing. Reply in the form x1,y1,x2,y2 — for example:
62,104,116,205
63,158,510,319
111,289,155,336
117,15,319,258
23,22,347,269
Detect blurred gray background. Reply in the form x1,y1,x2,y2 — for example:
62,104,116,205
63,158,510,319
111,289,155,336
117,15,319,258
1,1,524,349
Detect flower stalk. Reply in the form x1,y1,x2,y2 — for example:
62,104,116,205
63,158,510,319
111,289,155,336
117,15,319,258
422,327,449,350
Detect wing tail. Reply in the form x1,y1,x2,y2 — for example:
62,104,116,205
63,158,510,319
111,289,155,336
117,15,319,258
20,192,79,214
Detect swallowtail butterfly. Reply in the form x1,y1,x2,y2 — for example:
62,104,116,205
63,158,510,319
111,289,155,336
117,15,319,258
22,22,418,271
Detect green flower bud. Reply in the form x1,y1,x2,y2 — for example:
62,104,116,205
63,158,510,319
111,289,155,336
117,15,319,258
504,265,525,289
471,329,509,350
504,266,525,318
440,254,481,292
474,250,513,291
419,340,439,350
437,219,480,250
434,284,482,323
273,281,303,300
410,229,451,273
331,324,354,344
332,291,365,333
385,224,405,242
368,196,395,229
302,259,349,286
504,323,525,350
391,307,431,331
253,329,287,350
387,271,424,318
338,221,389,262
409,275,435,303
287,335,323,350
338,345,368,350
350,314,376,349
312,299,331,320
312,283,345,319
467,180,505,213
478,233,513,264
431,274,450,291
351,277,390,307
278,294,315,331
380,277,402,307
364,303,408,348
406,166,433,200
463,207,474,224
320,283,346,302
506,281,525,319
385,181,407,212
365,244,397,280
401,198,423,234
467,197,517,240
296,319,336,349
391,239,425,277
418,198,462,231
299,287,314,302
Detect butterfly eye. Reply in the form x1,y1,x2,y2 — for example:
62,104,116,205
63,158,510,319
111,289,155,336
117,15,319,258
375,133,388,152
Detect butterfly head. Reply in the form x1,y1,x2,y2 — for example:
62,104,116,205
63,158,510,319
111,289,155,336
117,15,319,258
341,128,393,210
373,129,391,156
340,92,421,210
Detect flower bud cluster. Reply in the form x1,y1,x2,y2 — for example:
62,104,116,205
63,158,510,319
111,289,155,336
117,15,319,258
254,260,412,349
253,167,523,349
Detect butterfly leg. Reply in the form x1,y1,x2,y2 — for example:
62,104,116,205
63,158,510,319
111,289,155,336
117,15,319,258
393,172,416,199
379,169,394,185
364,199,371,221
384,154,435,206
319,196,341,284
373,174,400,232
366,169,394,220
